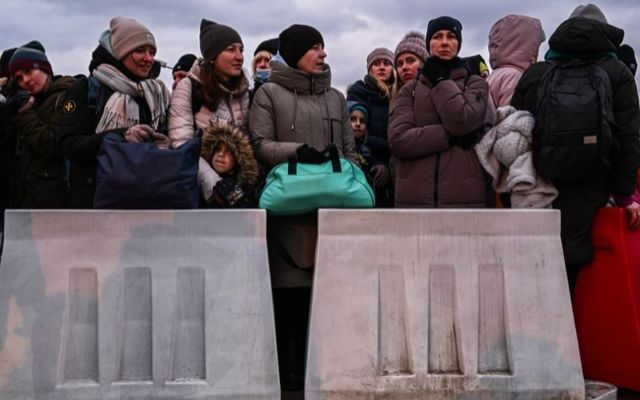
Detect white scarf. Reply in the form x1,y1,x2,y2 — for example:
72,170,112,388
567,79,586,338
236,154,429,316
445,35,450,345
93,63,170,133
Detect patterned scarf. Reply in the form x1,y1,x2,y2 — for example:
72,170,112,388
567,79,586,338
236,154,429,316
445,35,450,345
93,63,170,133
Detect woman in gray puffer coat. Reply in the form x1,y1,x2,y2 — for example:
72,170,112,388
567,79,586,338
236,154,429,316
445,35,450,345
249,23,356,391
388,16,494,208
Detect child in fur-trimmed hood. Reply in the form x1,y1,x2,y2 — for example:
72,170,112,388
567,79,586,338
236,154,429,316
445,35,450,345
200,122,260,208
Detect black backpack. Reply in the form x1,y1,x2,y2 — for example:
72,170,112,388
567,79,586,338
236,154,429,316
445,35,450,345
533,59,615,180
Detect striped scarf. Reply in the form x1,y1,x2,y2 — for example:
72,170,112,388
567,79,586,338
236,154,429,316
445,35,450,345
93,63,170,133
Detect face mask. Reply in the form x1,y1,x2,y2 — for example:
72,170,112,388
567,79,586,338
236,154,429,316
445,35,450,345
254,68,271,84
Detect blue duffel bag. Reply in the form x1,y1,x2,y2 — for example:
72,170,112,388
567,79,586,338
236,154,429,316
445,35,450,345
94,133,200,209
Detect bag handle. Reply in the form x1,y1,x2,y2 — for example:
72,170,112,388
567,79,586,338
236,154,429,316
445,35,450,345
286,144,342,175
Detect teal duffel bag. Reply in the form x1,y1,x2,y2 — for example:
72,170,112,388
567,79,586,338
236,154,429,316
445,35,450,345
259,144,375,215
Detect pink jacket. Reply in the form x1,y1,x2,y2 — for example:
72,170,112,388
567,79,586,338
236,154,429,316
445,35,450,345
488,15,543,108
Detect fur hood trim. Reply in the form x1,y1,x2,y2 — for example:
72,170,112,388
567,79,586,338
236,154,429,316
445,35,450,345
201,122,259,185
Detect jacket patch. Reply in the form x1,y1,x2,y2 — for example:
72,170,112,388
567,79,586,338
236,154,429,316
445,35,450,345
63,100,76,113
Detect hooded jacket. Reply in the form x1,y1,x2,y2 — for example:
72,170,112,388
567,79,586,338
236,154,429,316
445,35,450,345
488,15,543,107
388,64,493,208
200,122,259,186
13,74,75,208
249,60,356,288
249,60,356,168
511,16,640,196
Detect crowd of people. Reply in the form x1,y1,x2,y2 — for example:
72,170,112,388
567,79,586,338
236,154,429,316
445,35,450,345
1,3,640,394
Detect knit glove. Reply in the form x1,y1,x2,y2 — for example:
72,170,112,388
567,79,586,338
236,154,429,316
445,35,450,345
123,124,154,143
423,57,451,86
212,177,252,208
6,90,33,114
296,144,327,164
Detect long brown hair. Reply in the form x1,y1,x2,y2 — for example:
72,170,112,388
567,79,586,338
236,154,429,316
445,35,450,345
198,60,245,111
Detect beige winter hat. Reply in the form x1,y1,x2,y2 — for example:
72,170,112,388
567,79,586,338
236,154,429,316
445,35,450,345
110,17,156,59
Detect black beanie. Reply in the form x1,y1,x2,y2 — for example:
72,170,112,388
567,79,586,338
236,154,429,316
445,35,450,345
618,44,637,77
199,19,243,61
254,38,278,56
173,53,197,74
426,16,462,54
278,24,324,68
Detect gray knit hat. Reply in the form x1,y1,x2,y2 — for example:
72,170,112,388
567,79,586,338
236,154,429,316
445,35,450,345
569,4,608,23
367,47,394,71
109,17,156,60
394,31,428,64
199,19,243,61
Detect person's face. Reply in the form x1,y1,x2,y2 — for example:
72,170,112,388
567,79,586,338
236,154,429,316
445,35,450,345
297,44,326,75
122,45,156,79
213,43,244,81
172,70,188,89
369,59,393,82
429,30,459,60
14,68,49,94
350,110,367,140
255,54,271,70
212,144,236,175
396,53,422,83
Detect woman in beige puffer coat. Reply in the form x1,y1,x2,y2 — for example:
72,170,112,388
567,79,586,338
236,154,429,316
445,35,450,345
169,19,250,203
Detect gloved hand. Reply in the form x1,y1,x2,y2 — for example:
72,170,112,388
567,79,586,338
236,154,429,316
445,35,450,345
6,90,33,114
296,144,327,164
123,124,154,143
448,127,485,149
369,164,389,189
212,177,253,208
422,57,452,86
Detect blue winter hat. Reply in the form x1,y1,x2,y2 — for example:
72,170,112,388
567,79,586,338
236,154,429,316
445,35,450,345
347,101,369,121
426,16,462,54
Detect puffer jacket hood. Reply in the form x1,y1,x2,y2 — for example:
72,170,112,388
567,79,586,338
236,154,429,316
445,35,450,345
548,16,623,56
489,15,543,71
268,60,332,95
200,122,259,186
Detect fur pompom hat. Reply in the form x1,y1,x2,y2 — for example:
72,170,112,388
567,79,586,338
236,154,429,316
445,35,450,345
394,31,428,64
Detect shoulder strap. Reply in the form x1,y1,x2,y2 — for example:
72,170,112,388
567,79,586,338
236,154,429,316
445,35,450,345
189,76,203,117
86,75,100,110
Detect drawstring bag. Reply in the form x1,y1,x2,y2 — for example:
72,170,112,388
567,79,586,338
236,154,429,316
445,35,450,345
259,144,375,215
94,133,200,209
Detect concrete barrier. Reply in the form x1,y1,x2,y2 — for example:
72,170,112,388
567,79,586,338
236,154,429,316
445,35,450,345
0,210,279,400
307,209,584,400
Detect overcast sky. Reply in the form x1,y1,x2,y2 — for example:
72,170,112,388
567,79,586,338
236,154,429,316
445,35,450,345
2,0,639,93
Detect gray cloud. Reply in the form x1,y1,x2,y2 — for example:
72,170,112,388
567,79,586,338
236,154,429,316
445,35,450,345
2,0,638,93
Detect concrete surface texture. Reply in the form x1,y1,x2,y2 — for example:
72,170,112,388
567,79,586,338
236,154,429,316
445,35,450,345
0,210,279,400
307,209,585,400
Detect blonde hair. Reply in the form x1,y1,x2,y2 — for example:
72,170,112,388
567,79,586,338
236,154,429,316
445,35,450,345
368,68,398,101
251,50,272,75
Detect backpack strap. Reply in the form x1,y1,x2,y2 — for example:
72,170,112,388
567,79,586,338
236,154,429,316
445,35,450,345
87,75,100,111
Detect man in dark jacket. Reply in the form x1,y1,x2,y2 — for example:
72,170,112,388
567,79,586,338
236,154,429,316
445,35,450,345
511,4,640,290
